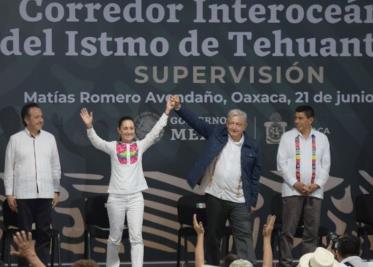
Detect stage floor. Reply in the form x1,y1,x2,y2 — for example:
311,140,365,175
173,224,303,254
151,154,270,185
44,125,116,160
88,260,277,267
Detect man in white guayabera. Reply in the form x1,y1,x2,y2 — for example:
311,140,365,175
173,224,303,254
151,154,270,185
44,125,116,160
277,105,331,267
4,103,61,267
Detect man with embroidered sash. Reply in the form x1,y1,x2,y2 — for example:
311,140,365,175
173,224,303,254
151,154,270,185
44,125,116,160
276,105,331,267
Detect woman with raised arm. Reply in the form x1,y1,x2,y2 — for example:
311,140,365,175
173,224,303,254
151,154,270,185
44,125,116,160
80,99,174,267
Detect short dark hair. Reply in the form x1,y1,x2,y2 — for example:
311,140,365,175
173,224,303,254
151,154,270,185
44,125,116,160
21,103,41,126
224,254,239,267
337,235,360,258
295,105,315,118
117,116,135,129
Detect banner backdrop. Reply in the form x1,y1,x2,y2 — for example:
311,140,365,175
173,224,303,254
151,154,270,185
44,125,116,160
1,0,373,263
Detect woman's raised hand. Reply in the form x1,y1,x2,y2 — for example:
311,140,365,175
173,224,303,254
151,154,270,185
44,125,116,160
80,108,93,129
165,96,175,115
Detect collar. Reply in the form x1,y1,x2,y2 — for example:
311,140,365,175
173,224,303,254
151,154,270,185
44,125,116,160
24,128,41,138
117,141,136,145
295,128,316,140
219,127,254,150
341,256,363,263
228,135,244,146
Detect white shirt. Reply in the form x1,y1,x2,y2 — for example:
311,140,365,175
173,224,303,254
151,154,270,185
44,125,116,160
3,129,61,199
205,136,245,203
277,128,331,199
87,113,168,195
341,256,373,267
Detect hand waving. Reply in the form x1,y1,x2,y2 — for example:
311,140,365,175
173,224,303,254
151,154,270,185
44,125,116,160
80,108,93,129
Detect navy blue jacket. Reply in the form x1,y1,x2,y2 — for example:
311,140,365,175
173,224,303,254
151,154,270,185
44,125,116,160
176,107,261,208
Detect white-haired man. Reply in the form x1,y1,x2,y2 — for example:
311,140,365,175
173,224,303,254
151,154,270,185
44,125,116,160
172,96,261,265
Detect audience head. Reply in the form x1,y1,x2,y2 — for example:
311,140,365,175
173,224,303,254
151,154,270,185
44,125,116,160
335,235,361,261
297,247,339,267
224,254,239,267
223,254,254,267
229,259,254,267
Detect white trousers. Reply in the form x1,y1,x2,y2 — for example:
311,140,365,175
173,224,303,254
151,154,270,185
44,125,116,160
106,192,144,267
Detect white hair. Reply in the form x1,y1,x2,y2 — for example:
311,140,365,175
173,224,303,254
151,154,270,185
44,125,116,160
227,109,247,125
229,259,254,267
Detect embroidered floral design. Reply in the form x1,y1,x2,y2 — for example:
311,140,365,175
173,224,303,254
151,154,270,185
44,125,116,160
116,143,138,164
129,143,138,164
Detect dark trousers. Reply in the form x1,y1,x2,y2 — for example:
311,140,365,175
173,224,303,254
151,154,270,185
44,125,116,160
205,194,256,265
16,199,52,267
279,196,322,267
